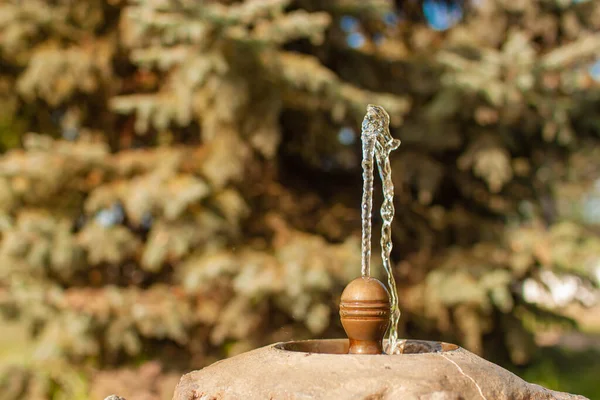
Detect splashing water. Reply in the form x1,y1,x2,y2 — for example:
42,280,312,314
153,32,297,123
360,104,402,354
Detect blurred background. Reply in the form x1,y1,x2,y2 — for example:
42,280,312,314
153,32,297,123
0,0,599,399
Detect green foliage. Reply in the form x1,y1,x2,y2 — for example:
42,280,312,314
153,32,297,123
0,0,599,398
511,346,600,400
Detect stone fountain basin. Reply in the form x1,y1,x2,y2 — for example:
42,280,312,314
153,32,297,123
172,339,587,400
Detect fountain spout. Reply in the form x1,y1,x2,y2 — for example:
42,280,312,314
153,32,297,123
339,276,390,354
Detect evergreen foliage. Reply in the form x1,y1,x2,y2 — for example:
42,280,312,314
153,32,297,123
0,0,599,398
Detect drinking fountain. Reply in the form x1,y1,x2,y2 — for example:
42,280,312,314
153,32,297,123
172,106,588,400
172,274,586,399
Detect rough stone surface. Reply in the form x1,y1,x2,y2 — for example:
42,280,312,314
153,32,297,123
172,339,588,400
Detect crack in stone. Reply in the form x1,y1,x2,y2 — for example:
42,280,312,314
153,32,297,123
440,354,487,400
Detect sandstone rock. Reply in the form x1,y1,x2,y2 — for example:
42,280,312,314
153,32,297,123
172,339,588,400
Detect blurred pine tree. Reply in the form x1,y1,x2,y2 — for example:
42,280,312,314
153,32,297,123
0,0,599,398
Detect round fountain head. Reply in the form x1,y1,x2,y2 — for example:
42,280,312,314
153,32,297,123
339,276,390,354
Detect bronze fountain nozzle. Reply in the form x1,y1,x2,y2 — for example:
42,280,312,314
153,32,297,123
339,276,391,354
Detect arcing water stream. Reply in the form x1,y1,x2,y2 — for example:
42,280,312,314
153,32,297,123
360,105,402,354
